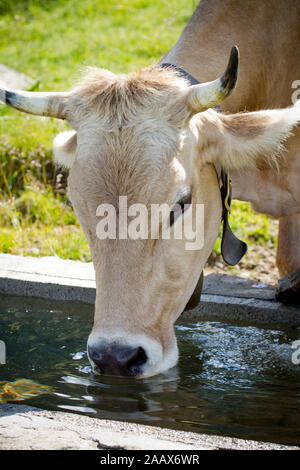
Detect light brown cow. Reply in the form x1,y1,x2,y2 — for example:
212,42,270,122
1,0,300,377
165,0,300,278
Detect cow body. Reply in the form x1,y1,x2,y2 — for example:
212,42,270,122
165,0,300,274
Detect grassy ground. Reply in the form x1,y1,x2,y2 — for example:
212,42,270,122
0,0,196,156
0,0,196,193
0,0,278,280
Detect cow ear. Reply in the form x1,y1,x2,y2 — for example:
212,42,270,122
196,101,300,170
53,130,77,168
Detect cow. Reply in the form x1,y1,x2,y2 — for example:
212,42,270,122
1,0,300,378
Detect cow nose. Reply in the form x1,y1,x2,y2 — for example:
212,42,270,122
88,344,147,377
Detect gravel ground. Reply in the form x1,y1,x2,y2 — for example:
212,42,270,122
207,220,279,286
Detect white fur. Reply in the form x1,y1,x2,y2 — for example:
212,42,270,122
53,130,77,168
196,101,300,171
222,102,300,170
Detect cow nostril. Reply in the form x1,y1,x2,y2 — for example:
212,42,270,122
90,349,101,360
88,347,102,364
126,347,147,375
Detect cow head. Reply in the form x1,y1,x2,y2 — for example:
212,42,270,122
2,48,300,377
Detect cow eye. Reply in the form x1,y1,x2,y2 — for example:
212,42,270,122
169,191,192,226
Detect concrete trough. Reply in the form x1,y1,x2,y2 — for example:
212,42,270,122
1,403,299,450
0,253,299,325
0,253,299,450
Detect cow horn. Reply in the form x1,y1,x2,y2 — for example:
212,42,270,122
187,46,239,112
0,88,68,119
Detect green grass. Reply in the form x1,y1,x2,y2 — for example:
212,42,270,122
0,0,196,194
0,0,196,159
0,0,277,260
0,184,276,261
0,184,90,260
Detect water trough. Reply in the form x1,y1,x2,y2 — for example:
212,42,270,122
0,254,299,450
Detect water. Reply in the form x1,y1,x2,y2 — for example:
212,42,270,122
0,294,300,446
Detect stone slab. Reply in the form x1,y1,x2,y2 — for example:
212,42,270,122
0,64,35,90
203,273,276,300
0,254,96,303
0,254,299,324
0,404,298,450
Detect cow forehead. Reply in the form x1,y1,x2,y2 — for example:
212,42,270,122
68,65,190,128
71,122,188,207
67,66,192,204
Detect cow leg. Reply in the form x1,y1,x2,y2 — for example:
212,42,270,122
276,267,300,304
277,214,300,275
276,214,300,304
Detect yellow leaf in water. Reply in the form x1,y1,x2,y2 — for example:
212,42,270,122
0,378,53,402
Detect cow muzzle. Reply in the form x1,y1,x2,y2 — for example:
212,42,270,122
88,343,147,377
87,331,179,378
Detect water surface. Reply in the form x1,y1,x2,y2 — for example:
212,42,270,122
0,294,299,445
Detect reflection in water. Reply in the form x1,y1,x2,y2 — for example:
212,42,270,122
0,294,299,445
0,378,53,402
